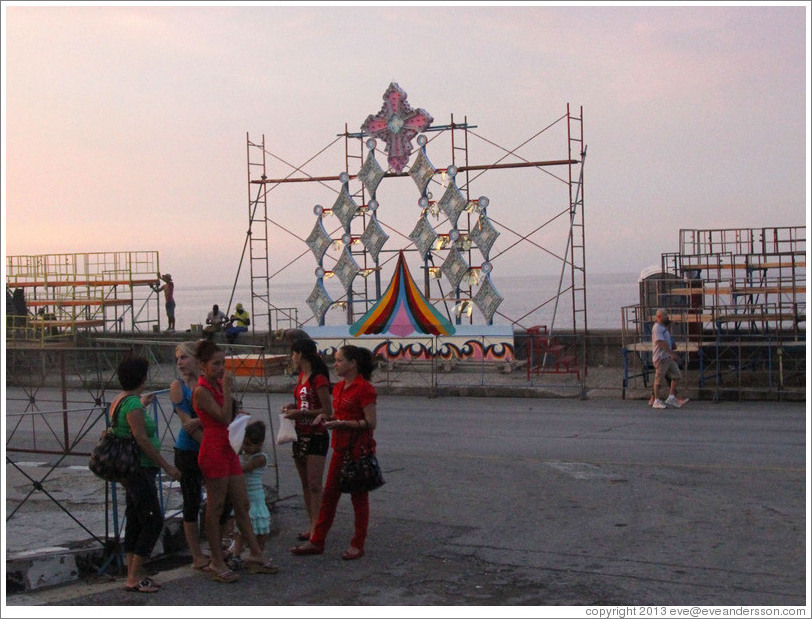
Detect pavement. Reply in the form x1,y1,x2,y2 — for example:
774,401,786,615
3,390,809,612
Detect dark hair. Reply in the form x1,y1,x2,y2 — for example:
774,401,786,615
245,420,266,445
195,338,221,364
339,345,374,380
117,356,150,390
292,338,330,385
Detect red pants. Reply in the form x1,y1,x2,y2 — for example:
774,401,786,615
311,448,369,550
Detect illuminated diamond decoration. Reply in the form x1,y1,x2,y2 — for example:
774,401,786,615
473,276,503,322
469,214,500,260
307,280,333,322
334,247,360,291
358,150,386,197
440,247,469,290
360,217,389,262
437,181,467,227
409,215,438,258
331,187,358,232
408,149,435,196
305,218,332,262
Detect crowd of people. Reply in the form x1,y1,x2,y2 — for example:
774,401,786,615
109,336,379,592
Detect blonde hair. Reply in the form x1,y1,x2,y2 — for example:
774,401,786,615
176,341,197,357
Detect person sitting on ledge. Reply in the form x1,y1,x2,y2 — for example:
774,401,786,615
203,304,228,339
225,303,250,345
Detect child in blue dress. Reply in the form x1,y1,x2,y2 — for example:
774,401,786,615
229,420,271,562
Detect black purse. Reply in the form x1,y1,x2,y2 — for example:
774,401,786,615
339,430,385,494
88,397,141,483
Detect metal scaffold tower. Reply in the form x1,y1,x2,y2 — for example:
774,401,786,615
243,94,588,362
621,226,806,399
6,251,163,344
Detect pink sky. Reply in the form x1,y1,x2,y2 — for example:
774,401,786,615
2,3,809,293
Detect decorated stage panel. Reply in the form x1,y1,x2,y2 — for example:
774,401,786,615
304,248,514,363
303,324,515,363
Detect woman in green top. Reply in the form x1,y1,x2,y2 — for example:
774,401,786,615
111,356,181,594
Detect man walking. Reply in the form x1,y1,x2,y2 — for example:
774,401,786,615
651,308,689,409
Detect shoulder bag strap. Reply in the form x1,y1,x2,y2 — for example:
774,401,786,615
109,394,135,428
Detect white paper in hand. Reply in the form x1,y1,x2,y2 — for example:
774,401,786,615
276,412,297,445
228,413,251,454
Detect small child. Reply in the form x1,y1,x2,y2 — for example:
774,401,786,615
228,421,270,564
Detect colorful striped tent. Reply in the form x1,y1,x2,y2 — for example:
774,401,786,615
350,251,455,337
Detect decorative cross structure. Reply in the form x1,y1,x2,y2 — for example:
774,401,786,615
361,82,434,173
306,82,503,330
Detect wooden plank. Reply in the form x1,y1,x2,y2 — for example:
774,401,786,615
667,287,719,295
5,282,45,288
37,320,106,328
715,313,803,324
733,286,806,295
28,298,133,307
6,279,157,288
668,314,715,323
17,297,135,308
623,341,701,353
679,263,747,271
744,261,806,269
680,260,806,271
667,285,805,296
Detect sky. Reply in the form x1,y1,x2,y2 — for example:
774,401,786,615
2,2,810,321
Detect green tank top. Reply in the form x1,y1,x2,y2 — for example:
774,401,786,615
111,394,160,468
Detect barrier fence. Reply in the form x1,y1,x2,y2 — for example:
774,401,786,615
5,343,278,575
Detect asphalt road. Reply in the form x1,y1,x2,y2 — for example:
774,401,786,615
5,394,808,611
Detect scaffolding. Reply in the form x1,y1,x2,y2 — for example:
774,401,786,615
243,103,588,383
621,226,806,399
5,251,163,344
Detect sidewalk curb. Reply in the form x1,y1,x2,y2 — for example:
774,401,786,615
5,518,187,593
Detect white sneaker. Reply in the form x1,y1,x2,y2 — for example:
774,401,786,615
665,395,683,408
652,399,667,409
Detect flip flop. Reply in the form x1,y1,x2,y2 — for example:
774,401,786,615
247,560,279,574
227,557,245,571
138,576,161,589
290,543,324,556
341,548,365,561
210,568,240,583
297,532,311,541
125,578,160,593
192,555,211,570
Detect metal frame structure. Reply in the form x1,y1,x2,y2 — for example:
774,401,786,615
621,226,806,399
5,341,280,573
243,105,588,360
6,251,163,343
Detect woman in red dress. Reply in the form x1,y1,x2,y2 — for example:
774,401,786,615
192,339,278,582
291,344,377,560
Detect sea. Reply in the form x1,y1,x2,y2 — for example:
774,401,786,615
171,271,641,333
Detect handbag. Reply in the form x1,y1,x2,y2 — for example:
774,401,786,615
339,430,385,494
88,397,141,483
276,412,297,445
